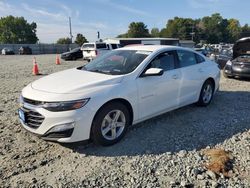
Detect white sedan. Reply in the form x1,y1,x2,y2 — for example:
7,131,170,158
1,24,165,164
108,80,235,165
19,45,220,146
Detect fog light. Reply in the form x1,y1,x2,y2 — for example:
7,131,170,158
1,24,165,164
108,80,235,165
47,122,75,134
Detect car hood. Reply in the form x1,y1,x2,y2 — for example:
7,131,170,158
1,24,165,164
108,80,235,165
61,51,71,55
31,68,124,94
233,37,250,59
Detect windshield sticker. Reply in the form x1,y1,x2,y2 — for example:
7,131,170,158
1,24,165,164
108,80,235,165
136,51,151,55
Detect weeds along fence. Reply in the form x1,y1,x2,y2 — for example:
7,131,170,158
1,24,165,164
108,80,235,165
0,43,79,54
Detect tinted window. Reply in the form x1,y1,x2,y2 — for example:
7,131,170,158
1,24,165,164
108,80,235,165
81,44,94,48
195,53,205,63
177,50,197,67
96,43,107,49
111,44,118,49
149,51,176,71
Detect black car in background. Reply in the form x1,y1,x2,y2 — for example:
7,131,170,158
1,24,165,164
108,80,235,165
1,48,14,55
224,37,250,78
61,47,83,60
19,46,32,55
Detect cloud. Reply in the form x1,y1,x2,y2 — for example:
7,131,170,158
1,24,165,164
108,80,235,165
0,1,17,16
187,0,218,9
108,2,148,16
187,0,229,9
22,3,68,22
0,0,126,43
92,0,148,16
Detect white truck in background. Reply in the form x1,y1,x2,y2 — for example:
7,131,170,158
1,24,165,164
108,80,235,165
81,42,121,61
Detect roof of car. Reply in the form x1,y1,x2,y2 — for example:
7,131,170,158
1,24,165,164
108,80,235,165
120,45,189,52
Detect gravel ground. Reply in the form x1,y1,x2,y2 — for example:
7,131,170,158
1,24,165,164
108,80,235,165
0,54,249,188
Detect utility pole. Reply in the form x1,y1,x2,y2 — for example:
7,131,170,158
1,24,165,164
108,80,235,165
69,17,73,43
97,31,100,41
190,23,195,41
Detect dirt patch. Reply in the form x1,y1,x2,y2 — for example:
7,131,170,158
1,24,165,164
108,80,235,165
203,148,234,177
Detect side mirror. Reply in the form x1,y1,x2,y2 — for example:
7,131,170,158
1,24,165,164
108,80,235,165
142,68,164,77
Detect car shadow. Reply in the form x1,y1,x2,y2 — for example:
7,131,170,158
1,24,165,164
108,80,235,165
233,77,250,81
63,90,250,157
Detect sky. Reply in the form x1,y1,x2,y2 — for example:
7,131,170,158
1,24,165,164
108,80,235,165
0,0,250,43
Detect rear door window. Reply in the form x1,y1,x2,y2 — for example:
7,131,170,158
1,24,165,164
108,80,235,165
96,43,107,49
177,50,197,68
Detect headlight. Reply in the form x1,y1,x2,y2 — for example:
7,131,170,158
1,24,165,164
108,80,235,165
226,60,232,66
43,98,89,112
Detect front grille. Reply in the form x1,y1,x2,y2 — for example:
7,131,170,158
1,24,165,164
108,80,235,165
23,97,42,106
233,62,250,67
22,107,45,129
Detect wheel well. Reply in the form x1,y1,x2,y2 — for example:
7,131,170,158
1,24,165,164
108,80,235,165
94,98,134,125
206,77,215,91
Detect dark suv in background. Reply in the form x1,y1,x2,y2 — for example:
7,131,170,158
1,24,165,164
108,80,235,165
224,37,250,78
19,46,32,55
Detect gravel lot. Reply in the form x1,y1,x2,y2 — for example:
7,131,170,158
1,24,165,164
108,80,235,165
0,54,249,187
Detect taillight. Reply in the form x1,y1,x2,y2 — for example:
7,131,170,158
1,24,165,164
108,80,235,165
95,50,98,56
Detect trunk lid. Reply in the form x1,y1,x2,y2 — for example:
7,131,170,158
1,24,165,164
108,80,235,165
233,37,250,59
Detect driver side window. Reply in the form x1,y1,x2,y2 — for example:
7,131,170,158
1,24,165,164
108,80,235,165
148,51,176,71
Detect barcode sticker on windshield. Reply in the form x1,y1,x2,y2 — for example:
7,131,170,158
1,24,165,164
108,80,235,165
136,51,151,55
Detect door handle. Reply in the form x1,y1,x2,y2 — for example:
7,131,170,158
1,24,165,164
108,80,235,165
172,74,178,79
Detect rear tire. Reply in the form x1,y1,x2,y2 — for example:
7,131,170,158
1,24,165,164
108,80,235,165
197,80,214,106
91,102,131,146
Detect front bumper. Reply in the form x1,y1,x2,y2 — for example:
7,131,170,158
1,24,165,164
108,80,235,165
224,65,250,78
18,102,95,143
61,55,72,60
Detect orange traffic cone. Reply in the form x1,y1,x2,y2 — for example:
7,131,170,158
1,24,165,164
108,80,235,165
32,57,39,75
56,54,61,65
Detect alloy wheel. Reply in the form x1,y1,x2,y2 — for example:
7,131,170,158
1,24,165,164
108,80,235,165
101,110,126,140
202,84,213,103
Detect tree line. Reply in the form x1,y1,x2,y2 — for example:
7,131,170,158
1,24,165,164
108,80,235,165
1,14,250,45
118,13,250,44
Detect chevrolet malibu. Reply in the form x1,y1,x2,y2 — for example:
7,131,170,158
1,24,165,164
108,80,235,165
19,45,220,146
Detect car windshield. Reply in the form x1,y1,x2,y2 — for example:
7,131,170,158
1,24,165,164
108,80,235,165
81,44,95,48
82,50,151,75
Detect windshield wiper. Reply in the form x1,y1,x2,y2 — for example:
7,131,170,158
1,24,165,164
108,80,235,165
89,69,112,75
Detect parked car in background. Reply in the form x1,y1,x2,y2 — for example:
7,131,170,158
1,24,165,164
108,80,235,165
81,42,120,61
61,47,83,60
194,48,209,56
216,49,233,69
19,46,32,55
18,45,220,146
1,48,14,55
224,37,250,78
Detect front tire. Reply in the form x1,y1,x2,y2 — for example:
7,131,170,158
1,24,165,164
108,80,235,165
91,102,130,146
197,80,214,106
